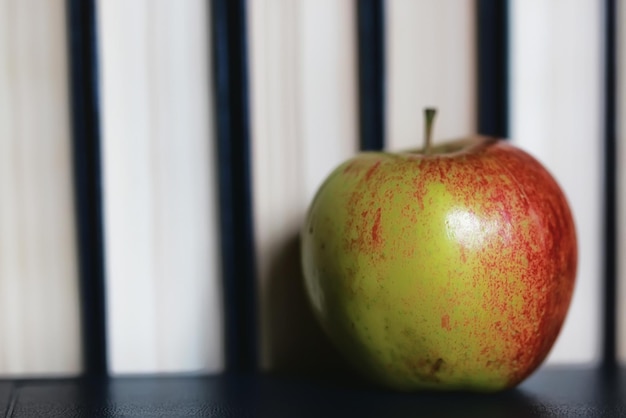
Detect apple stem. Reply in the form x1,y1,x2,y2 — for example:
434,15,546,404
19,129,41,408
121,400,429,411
424,108,437,155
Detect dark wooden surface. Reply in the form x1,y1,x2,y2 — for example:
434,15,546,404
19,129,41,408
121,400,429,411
0,367,623,417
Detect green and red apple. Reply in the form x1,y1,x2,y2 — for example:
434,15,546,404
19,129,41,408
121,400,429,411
301,110,577,392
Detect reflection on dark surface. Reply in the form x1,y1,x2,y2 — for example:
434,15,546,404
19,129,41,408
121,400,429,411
0,382,12,415
3,367,626,417
518,366,623,415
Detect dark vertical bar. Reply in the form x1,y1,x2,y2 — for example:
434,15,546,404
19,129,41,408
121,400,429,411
66,0,108,375
211,0,258,372
603,0,617,370
477,0,509,137
357,0,385,151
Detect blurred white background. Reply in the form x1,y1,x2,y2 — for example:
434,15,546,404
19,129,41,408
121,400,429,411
0,0,612,376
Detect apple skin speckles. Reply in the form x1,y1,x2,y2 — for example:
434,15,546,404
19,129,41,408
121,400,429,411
371,208,382,246
441,314,451,331
301,137,577,392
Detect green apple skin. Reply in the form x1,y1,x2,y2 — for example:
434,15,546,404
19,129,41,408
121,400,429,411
301,137,577,392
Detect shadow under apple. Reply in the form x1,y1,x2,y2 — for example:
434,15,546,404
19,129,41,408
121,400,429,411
264,231,356,383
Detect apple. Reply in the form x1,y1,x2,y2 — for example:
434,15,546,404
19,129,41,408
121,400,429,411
300,109,576,392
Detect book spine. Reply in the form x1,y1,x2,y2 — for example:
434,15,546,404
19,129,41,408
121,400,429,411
386,0,477,150
98,0,223,374
616,0,626,364
0,0,82,376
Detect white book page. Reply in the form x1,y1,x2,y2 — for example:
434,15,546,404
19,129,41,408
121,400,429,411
0,0,82,376
98,0,223,374
248,0,358,371
510,0,602,364
386,0,477,151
